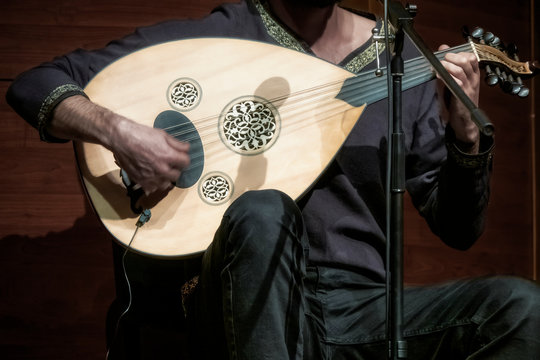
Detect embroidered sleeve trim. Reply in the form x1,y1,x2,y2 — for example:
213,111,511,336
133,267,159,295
446,141,494,169
37,84,87,142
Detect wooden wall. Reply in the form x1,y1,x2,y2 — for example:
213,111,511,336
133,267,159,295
0,0,535,359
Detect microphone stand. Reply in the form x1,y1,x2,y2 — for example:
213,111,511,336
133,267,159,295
386,15,407,359
380,2,494,359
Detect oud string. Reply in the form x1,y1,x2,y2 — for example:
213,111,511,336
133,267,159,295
158,43,472,141
153,44,474,171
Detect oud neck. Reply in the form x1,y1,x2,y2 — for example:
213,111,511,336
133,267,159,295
337,42,474,107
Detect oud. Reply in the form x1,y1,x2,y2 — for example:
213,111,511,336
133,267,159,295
75,36,537,258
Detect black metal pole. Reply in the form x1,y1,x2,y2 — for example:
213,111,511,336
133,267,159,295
387,1,494,136
387,21,408,360
381,1,494,359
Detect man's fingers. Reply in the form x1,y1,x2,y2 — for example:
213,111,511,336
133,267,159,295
437,44,479,79
166,135,190,151
114,126,191,198
443,52,478,78
438,44,450,51
141,176,177,196
165,135,191,169
440,60,466,86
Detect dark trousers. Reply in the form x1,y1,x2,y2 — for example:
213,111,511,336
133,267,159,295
191,189,540,359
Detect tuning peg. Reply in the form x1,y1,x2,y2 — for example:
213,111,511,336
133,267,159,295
507,74,522,95
483,31,494,44
485,74,499,86
502,79,514,94
507,43,531,97
489,35,501,47
512,76,530,98
470,27,533,97
511,85,522,95
484,65,499,86
481,31,501,47
471,27,484,40
518,86,530,98
485,73,499,86
495,67,514,93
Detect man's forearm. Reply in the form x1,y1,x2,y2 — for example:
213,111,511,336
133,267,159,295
49,95,125,151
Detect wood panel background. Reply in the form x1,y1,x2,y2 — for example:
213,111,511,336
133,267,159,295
0,0,536,359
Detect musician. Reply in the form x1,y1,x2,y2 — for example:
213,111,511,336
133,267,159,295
6,0,540,359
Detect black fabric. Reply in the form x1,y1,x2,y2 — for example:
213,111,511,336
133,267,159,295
192,190,540,359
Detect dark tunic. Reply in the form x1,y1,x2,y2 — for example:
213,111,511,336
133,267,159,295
6,0,492,281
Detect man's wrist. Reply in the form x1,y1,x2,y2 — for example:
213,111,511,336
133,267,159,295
445,127,494,169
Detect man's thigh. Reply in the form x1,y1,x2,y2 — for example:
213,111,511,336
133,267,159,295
306,268,539,359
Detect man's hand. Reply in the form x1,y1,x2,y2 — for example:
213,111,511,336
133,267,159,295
111,117,190,196
50,95,190,199
438,44,481,154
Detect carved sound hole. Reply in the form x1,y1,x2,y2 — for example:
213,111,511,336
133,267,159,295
199,173,233,205
168,78,201,111
220,96,280,155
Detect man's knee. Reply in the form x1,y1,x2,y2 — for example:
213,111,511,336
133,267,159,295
221,189,305,254
480,276,540,323
225,189,299,220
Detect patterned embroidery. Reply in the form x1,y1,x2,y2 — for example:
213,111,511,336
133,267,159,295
343,24,388,73
253,0,307,53
252,0,389,74
181,275,199,317
447,142,494,169
37,84,85,141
